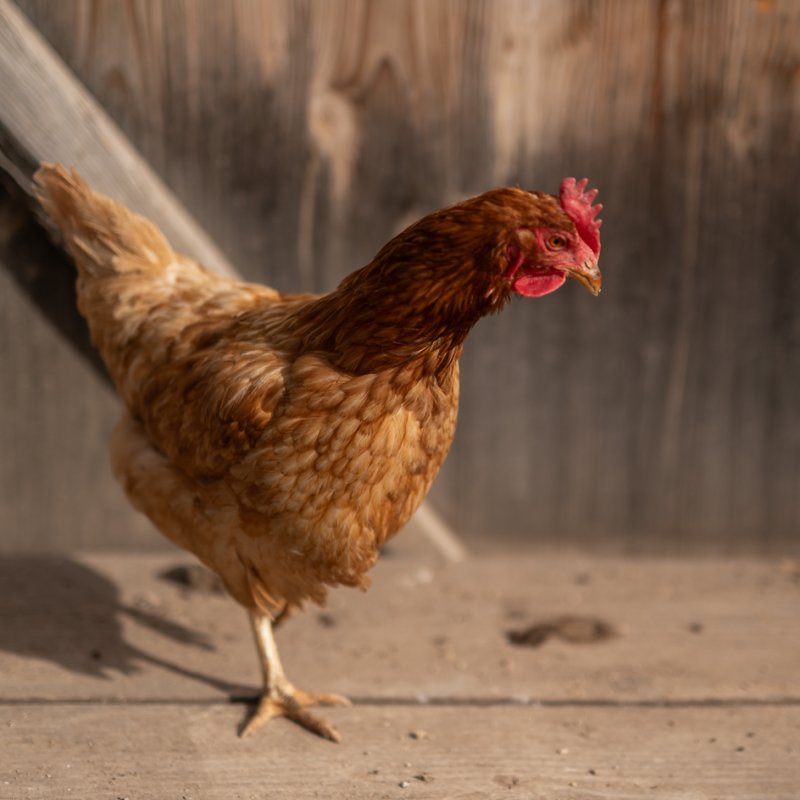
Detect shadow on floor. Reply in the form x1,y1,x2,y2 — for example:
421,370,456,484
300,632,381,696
0,556,249,696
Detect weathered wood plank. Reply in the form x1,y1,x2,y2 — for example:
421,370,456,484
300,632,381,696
3,554,799,796
2,704,798,800
1,554,797,704
6,0,800,550
0,0,235,277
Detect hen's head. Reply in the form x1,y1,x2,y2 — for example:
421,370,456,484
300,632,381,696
311,178,602,372
351,177,602,317
495,177,602,300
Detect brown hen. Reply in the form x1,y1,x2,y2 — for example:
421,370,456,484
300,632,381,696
34,164,601,741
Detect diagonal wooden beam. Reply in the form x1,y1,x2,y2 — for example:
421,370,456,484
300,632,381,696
0,0,236,278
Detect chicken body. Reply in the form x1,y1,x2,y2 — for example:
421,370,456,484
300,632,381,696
35,165,601,740
110,288,458,611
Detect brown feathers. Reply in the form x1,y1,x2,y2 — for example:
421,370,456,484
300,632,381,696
35,164,564,613
35,164,174,276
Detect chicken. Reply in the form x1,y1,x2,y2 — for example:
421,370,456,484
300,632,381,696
34,164,602,741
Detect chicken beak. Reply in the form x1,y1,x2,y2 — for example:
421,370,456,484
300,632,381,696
565,260,602,296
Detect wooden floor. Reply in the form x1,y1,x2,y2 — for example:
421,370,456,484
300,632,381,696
1,540,799,799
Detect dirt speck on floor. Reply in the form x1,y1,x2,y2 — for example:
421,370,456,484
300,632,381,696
158,563,225,595
493,774,520,789
688,622,704,634
507,615,616,647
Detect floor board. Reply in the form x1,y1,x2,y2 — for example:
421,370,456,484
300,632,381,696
1,551,799,798
2,704,798,799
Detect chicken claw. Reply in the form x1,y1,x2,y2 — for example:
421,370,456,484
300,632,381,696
241,609,351,742
239,685,351,742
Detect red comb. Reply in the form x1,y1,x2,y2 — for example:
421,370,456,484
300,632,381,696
559,177,602,257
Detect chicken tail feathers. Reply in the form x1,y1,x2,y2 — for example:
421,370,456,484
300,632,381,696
33,164,193,402
34,163,174,278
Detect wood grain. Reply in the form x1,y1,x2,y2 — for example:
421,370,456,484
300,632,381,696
4,704,799,800
1,553,799,799
0,0,236,277
1,553,797,703
5,0,800,551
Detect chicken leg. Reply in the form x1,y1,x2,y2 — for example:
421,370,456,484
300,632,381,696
239,609,351,742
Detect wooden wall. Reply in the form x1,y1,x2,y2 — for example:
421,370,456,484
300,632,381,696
3,0,799,553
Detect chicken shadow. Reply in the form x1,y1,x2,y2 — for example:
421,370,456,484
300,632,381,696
0,556,249,697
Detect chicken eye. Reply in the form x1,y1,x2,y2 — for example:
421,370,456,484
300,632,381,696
547,235,567,250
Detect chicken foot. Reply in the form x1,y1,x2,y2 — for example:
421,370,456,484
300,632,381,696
239,609,350,742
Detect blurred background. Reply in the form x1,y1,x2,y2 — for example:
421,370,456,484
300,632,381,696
0,0,797,555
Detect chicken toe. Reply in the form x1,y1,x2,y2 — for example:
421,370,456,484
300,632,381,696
239,685,350,742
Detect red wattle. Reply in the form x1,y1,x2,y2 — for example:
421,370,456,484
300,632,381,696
513,270,566,298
